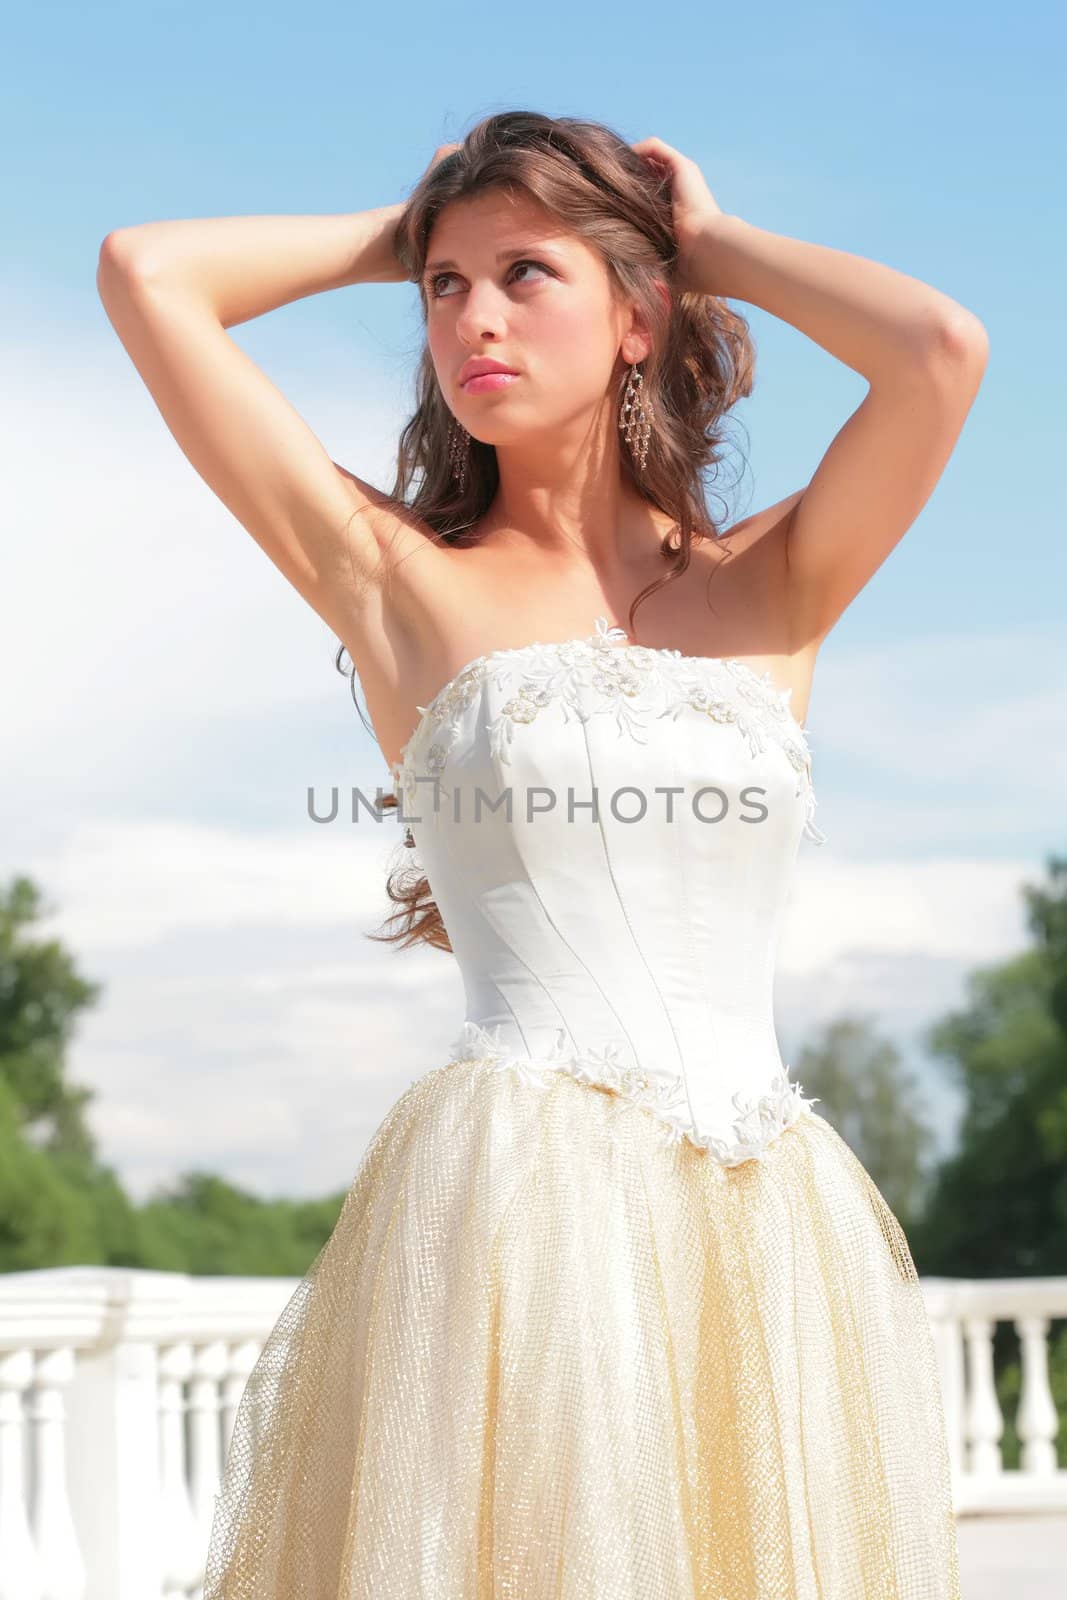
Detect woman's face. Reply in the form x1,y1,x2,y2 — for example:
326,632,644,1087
423,188,637,448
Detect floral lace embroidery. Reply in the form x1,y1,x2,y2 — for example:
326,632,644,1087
445,1019,820,1169
391,617,826,844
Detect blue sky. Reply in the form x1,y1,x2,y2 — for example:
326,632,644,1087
3,1,1063,1200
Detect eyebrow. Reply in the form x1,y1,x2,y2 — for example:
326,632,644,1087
422,244,563,278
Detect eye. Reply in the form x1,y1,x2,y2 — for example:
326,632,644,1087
427,259,552,299
510,259,551,286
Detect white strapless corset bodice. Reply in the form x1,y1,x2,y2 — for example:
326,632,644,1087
390,617,827,1166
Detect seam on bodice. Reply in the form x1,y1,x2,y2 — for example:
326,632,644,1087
444,1019,820,1168
391,617,827,845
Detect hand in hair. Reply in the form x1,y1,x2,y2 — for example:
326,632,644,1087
420,142,462,179
631,136,728,290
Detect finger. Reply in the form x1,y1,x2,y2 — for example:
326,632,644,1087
638,136,688,164
637,153,673,181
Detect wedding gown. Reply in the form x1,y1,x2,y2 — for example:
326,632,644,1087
203,616,961,1599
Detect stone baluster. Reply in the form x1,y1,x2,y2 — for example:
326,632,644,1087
0,1347,44,1600
1015,1313,1059,1477
964,1314,1003,1477
157,1342,200,1600
29,1346,86,1600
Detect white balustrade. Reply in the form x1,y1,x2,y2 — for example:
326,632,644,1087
0,1348,43,1600
1018,1313,1060,1477
921,1276,1067,1514
187,1340,229,1572
158,1341,200,1600
0,1269,295,1600
0,1266,1062,1595
28,1347,84,1600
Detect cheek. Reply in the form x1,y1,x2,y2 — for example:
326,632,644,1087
532,302,618,388
540,300,601,353
426,321,448,363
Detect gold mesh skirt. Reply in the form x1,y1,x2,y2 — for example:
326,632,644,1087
203,1057,961,1599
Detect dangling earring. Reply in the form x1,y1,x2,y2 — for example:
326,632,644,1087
619,360,654,472
447,416,471,490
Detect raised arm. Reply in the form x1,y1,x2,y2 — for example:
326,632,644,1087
95,202,426,641
689,211,988,650
631,137,988,654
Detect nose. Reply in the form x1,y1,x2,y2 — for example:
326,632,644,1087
453,279,510,343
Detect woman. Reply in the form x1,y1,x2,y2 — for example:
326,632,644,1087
98,110,985,1598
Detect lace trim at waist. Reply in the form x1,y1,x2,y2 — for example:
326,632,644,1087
444,1019,820,1169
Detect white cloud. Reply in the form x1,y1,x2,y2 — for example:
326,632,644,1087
23,818,401,951
780,854,1033,973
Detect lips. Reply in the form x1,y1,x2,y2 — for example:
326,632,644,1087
460,359,519,386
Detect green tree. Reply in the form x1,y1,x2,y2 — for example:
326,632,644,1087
0,875,101,1155
909,854,1067,1279
905,854,1067,1468
0,876,144,1268
792,1014,938,1231
136,1172,345,1277
0,870,347,1275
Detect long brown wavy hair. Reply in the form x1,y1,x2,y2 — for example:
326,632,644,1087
335,109,756,954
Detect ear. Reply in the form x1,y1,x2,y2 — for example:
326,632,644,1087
621,277,672,364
